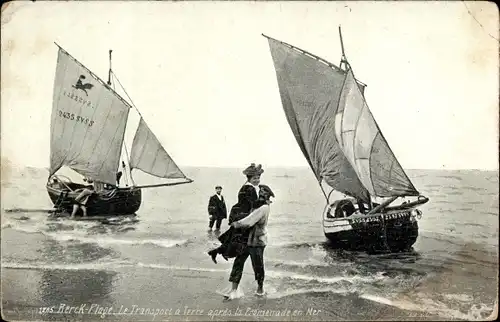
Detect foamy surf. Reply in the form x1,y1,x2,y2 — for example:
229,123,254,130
266,269,386,285
1,221,13,229
216,285,245,300
2,167,497,322
3,219,187,249
360,293,497,321
1,260,132,271
135,262,228,273
42,231,187,248
268,259,331,268
264,286,352,299
271,241,323,249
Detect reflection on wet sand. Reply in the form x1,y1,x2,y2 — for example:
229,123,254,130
39,238,117,305
40,269,116,314
2,238,118,321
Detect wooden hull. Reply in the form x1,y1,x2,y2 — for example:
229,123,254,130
46,183,141,217
323,199,421,253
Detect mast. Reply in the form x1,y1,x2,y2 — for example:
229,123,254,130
107,48,135,187
337,26,375,205
338,26,349,71
263,34,344,74
107,50,113,86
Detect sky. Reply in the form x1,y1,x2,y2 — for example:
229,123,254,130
1,1,498,170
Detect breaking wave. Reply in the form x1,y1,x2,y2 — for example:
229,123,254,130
2,217,187,249
360,293,497,321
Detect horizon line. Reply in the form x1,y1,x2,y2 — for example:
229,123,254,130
8,164,500,172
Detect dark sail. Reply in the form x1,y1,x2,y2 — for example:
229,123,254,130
265,36,418,202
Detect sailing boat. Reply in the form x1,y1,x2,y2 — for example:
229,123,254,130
263,28,429,253
46,44,192,218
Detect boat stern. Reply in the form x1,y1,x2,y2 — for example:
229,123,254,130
322,200,422,252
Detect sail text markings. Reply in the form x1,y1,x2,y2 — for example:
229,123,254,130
62,89,95,109
57,110,94,127
58,74,98,128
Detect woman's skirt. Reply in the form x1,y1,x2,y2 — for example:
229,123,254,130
217,227,250,258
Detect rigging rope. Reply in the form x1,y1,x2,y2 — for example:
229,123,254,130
111,76,133,187
110,71,145,119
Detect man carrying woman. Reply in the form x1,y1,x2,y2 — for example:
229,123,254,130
207,163,275,298
228,183,274,298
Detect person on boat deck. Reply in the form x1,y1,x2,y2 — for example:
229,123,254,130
357,199,381,214
227,184,275,298
116,171,123,186
335,199,357,217
207,163,263,263
357,199,368,214
51,178,65,190
208,185,227,231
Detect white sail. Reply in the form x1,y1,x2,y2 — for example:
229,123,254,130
129,118,187,180
49,48,131,185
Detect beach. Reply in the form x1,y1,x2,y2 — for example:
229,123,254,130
2,243,450,322
1,166,498,321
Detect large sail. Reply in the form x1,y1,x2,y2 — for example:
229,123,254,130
266,37,370,202
336,69,419,197
265,36,418,202
49,47,131,185
129,118,187,180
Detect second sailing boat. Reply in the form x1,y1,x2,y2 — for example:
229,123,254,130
46,45,192,217
264,28,429,253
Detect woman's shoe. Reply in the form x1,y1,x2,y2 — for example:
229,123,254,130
207,250,217,264
255,290,266,297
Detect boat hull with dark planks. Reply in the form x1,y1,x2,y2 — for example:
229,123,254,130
46,180,141,218
322,197,427,253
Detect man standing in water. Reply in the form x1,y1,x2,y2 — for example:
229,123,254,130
207,185,227,232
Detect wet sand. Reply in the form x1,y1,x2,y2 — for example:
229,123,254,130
2,267,451,321
2,167,498,321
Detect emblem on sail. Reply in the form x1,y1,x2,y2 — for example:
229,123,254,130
72,75,94,96
50,48,130,185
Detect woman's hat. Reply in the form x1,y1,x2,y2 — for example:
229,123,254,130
259,184,275,198
243,163,264,176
